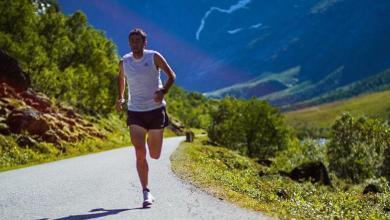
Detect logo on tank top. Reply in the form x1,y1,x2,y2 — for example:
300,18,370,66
144,62,149,67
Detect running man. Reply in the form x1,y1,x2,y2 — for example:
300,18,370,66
115,28,176,207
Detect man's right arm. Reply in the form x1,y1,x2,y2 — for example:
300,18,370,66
116,60,126,112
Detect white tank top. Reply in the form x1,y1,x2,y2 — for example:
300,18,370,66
122,49,166,111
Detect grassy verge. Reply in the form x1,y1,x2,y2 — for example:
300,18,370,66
171,137,390,219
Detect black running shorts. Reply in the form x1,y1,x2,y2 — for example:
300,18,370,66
127,107,170,130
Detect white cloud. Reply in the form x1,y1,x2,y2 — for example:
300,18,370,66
227,22,264,35
249,23,262,29
227,28,243,34
196,0,251,40
310,0,344,14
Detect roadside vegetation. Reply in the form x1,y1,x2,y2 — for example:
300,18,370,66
172,95,390,219
172,137,389,219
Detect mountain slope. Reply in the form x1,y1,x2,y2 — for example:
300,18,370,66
284,68,390,110
187,0,390,95
204,66,300,98
284,89,390,130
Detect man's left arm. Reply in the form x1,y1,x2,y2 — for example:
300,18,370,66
154,53,176,102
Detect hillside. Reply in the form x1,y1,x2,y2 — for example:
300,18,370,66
205,66,299,99
284,89,390,137
283,68,390,110
0,50,125,171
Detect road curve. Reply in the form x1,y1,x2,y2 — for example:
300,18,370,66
0,136,272,220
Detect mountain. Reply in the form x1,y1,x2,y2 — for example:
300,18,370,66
283,68,390,110
59,0,390,105
191,0,390,104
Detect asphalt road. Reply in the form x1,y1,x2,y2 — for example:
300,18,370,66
0,136,272,220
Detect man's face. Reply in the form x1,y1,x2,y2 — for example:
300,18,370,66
129,34,146,53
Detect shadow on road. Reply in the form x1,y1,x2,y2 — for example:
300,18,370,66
38,207,149,220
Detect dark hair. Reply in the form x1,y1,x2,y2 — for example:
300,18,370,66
128,28,147,41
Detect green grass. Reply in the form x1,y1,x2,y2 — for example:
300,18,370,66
171,137,390,219
284,90,390,136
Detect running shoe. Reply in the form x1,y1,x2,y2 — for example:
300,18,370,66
142,188,155,207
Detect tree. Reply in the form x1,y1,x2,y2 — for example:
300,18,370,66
208,97,290,159
241,98,289,158
0,0,119,115
327,113,390,182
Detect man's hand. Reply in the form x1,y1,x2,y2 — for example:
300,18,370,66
154,89,165,103
115,98,125,112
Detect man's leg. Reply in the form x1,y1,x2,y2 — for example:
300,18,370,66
129,125,148,190
147,129,164,159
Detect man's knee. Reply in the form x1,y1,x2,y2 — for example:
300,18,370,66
150,153,161,160
148,143,162,160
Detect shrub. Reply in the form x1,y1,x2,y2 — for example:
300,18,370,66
208,97,290,159
327,113,390,182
